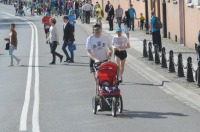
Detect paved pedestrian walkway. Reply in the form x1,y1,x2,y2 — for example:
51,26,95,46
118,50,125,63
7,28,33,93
77,17,200,111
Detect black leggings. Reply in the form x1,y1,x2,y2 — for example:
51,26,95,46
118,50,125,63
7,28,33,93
50,41,62,62
109,19,113,30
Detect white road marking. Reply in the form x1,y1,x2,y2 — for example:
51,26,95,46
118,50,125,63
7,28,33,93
19,21,35,131
2,16,11,19
32,23,40,132
1,11,40,132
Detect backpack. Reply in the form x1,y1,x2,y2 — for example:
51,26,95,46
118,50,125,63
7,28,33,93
153,17,162,29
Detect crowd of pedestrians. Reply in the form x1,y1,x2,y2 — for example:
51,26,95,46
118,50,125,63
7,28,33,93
3,0,163,83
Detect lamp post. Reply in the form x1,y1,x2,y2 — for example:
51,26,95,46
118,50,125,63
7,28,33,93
145,0,149,34
162,0,167,38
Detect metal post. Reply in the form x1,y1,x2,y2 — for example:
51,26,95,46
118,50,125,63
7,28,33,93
145,0,149,33
143,39,148,57
162,0,167,38
186,57,194,82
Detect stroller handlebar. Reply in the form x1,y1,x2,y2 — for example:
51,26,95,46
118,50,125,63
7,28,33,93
93,60,108,71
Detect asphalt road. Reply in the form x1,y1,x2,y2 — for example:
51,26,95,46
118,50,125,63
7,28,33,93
0,4,200,132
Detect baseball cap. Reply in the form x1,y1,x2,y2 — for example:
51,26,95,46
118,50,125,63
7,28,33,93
93,24,101,30
69,9,74,13
116,27,123,32
45,12,49,15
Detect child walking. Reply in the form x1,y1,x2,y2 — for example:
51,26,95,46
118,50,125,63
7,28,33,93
138,13,145,30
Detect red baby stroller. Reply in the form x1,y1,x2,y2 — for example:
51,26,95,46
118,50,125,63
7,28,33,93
92,61,123,117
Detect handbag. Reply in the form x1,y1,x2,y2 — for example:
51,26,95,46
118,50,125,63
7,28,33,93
5,43,9,50
106,16,110,21
68,44,76,51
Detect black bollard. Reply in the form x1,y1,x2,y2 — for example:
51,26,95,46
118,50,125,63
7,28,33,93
195,42,200,61
161,47,167,68
196,61,200,87
148,42,153,61
154,44,160,64
143,39,148,57
177,53,184,77
168,50,175,73
186,57,194,82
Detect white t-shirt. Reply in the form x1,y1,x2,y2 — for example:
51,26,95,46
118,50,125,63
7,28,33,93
112,35,129,48
86,34,111,61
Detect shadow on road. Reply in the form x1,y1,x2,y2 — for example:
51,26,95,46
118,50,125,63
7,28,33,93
120,81,171,87
116,110,188,119
19,65,52,68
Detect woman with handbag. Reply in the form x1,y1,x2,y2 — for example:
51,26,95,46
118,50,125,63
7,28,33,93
4,23,21,67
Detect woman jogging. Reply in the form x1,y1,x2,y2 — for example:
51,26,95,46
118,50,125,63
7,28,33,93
112,27,130,83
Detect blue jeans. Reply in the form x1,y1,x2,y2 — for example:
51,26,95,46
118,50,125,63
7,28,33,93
116,17,122,28
9,45,19,64
62,41,74,61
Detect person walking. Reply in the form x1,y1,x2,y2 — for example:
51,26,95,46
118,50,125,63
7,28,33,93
108,4,114,31
48,18,63,65
150,11,162,51
4,23,21,67
62,16,75,63
68,9,76,32
31,1,36,15
137,13,145,30
42,12,51,39
50,0,55,16
74,0,79,19
128,4,136,31
105,1,110,14
82,1,92,24
93,1,99,17
112,27,130,83
86,23,113,82
95,4,103,27
115,4,123,28
123,11,130,39
14,1,18,16
58,0,63,16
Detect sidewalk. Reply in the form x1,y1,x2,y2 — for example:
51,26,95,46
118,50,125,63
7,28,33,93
77,17,200,111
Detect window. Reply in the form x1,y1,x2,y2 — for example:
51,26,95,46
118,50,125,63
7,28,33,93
186,0,194,7
173,0,177,4
196,0,200,9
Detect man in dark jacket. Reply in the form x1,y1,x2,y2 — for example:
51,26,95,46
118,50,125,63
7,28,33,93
62,16,75,63
105,1,110,13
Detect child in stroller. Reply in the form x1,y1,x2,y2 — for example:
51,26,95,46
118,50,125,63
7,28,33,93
92,61,123,117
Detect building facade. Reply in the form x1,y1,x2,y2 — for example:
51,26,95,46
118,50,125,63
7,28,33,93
92,0,200,49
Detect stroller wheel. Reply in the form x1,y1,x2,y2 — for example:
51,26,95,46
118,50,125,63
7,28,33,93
92,96,97,114
118,95,123,113
112,97,117,117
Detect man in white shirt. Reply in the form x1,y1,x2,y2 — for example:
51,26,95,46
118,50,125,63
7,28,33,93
86,24,113,81
82,1,92,24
